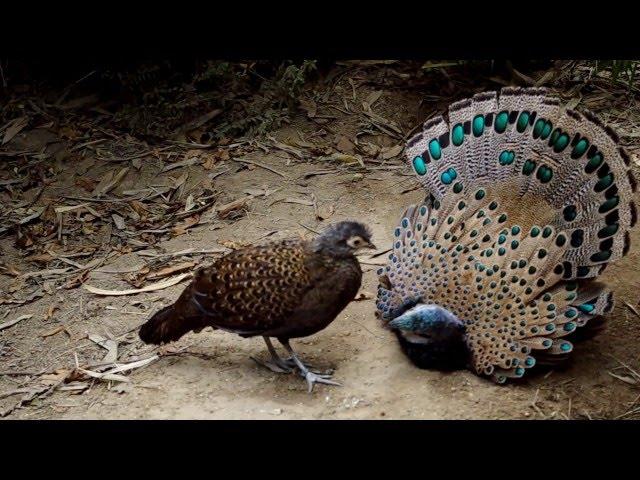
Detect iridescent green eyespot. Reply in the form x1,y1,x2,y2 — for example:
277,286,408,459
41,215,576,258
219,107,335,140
412,155,427,175
429,139,441,160
473,115,485,137
452,124,464,146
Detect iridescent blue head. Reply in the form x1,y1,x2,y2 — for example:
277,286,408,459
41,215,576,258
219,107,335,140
387,304,468,370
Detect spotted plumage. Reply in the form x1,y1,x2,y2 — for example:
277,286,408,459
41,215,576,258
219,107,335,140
139,221,374,392
377,87,636,383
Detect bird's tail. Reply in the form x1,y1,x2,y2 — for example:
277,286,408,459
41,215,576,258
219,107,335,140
139,304,204,345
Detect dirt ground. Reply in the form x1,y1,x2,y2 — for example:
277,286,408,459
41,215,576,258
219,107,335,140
2,62,640,419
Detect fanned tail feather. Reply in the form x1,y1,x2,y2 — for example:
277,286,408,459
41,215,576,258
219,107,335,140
379,87,636,383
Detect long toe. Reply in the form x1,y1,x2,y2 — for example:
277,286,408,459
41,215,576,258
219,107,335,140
251,356,293,374
282,357,331,374
304,371,342,393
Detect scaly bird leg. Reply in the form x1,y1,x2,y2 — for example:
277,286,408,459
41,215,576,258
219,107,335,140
251,336,294,373
280,339,341,393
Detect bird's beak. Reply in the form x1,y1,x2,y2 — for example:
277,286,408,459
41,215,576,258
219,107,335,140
364,241,377,250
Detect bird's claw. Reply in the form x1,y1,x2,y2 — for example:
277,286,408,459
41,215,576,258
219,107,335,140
303,371,342,393
281,356,328,374
250,356,293,374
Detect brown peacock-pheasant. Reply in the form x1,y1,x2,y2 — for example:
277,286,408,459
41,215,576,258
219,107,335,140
139,221,375,392
376,87,637,383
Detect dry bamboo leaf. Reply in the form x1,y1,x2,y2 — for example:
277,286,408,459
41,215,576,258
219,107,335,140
216,196,251,219
0,314,33,331
41,325,68,338
283,197,315,206
75,177,97,192
364,90,383,108
171,215,200,236
161,157,201,173
83,273,191,296
44,305,59,320
25,252,55,264
78,368,130,383
89,334,118,363
147,261,196,281
93,167,129,197
2,116,28,145
55,204,88,214
380,145,403,160
112,214,126,230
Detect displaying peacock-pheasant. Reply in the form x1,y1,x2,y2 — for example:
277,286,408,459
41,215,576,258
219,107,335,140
139,221,375,392
376,87,637,383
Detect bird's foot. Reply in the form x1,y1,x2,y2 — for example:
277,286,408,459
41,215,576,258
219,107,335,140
280,356,330,374
301,370,342,393
250,356,293,374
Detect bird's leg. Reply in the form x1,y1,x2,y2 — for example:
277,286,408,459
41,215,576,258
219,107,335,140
250,337,293,373
280,339,341,393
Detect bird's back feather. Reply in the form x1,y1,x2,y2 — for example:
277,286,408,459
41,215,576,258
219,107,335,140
140,238,363,345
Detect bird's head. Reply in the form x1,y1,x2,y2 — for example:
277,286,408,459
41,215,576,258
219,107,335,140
386,303,466,346
314,221,376,258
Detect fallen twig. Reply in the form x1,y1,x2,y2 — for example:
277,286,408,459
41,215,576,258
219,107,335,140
233,158,287,178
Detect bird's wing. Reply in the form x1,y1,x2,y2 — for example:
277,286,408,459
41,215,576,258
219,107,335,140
173,239,317,334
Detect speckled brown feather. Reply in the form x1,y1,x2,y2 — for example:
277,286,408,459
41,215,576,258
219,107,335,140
139,238,362,344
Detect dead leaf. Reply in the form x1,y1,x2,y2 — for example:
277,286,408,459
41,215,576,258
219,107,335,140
88,334,118,364
15,227,34,249
299,98,317,118
129,200,149,216
336,136,356,155
75,176,96,192
354,291,374,301
2,263,22,276
161,157,201,173
41,325,68,338
608,371,638,385
62,270,90,289
380,144,403,160
202,156,217,170
112,214,126,230
25,252,55,264
83,273,192,296
0,314,33,331
147,261,196,281
44,305,60,320
2,116,28,145
40,369,72,385
364,90,383,108
184,194,195,213
319,153,365,167
283,197,315,206
171,214,200,236
216,196,251,219
92,167,129,197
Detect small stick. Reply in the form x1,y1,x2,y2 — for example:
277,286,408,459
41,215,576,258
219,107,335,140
369,248,392,259
233,158,287,178
298,223,321,235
